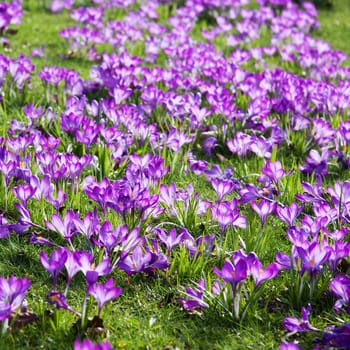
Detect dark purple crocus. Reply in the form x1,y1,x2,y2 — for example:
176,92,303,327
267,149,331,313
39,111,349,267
317,323,350,349
40,247,68,290
74,338,114,350
46,291,80,315
282,305,319,334
88,278,122,316
203,137,217,157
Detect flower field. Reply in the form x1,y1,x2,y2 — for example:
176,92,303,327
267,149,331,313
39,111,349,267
1,0,350,348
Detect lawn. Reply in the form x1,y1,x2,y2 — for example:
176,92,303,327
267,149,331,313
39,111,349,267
1,0,350,349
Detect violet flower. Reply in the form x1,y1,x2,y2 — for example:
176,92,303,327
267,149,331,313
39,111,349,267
329,274,350,314
0,275,31,333
251,199,277,227
117,246,153,275
74,251,112,285
295,241,331,277
88,278,122,317
261,160,285,187
46,291,80,315
213,258,248,293
282,305,319,334
276,203,304,227
279,341,301,350
178,278,209,310
74,338,114,350
40,247,68,291
317,323,350,349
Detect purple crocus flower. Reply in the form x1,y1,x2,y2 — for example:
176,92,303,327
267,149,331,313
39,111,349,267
0,275,31,316
40,247,68,290
74,251,112,285
276,203,304,227
74,338,114,350
317,323,350,349
110,86,133,105
12,184,36,207
295,241,331,276
211,178,235,202
64,250,81,294
261,160,285,186
211,201,247,232
279,341,301,350
300,149,330,177
46,291,80,315
45,210,79,244
249,257,280,288
203,137,217,157
117,246,153,275
178,278,208,310
283,304,319,334
88,278,122,316
156,228,185,254
329,274,350,314
251,200,277,227
213,258,248,292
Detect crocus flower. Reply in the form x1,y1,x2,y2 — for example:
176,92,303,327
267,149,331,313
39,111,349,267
0,276,31,315
117,246,153,275
329,274,350,314
46,292,79,315
88,278,122,316
282,305,319,333
249,258,280,288
213,258,248,293
276,203,304,227
317,323,350,348
295,242,331,276
261,160,285,186
178,278,208,310
12,184,35,207
279,341,301,350
156,228,185,254
300,148,330,177
45,210,79,244
251,200,277,227
74,251,112,285
74,338,114,350
40,247,68,290
211,178,235,202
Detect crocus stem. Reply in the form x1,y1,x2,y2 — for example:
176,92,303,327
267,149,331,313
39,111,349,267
81,290,88,331
233,284,241,320
298,274,305,307
1,318,9,336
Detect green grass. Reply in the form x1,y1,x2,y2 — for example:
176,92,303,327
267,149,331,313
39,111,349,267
315,0,350,64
